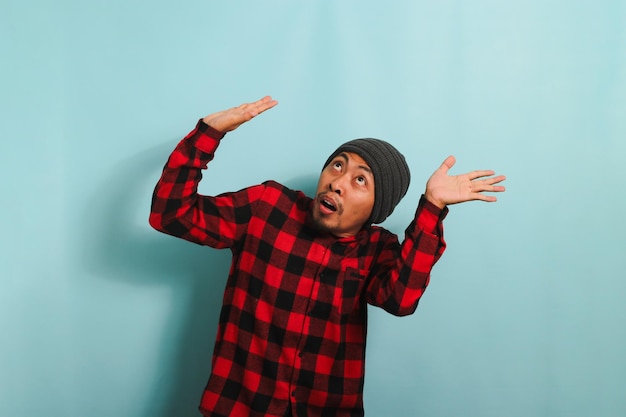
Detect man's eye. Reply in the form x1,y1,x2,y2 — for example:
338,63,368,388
356,176,366,185
333,161,342,169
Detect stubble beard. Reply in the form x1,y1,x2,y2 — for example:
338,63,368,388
310,211,335,234
310,194,342,235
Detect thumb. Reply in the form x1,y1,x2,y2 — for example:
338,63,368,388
438,155,456,174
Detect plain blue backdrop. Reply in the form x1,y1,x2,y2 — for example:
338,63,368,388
2,1,625,416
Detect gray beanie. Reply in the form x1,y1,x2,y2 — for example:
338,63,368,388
323,138,411,224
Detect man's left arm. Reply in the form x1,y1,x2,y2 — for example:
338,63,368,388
365,195,447,316
365,156,506,315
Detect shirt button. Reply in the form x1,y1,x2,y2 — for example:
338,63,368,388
298,351,303,358
291,390,296,397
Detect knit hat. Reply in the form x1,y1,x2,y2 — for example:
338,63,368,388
323,138,411,224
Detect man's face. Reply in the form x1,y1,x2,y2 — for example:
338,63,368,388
311,152,375,237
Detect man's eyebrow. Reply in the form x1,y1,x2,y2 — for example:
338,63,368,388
337,152,373,175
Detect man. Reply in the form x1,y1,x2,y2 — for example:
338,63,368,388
149,96,506,417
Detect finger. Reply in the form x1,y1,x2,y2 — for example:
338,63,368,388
236,97,267,112
476,194,498,202
490,175,506,184
250,96,273,110
467,169,496,180
256,96,278,113
256,95,273,103
477,185,506,193
437,155,456,174
471,179,506,193
244,96,278,117
477,175,506,186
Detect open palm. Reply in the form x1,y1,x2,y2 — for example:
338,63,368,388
202,96,278,133
425,156,506,208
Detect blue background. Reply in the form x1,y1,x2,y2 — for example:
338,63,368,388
2,1,625,416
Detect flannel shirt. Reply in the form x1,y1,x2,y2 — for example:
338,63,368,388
149,120,448,417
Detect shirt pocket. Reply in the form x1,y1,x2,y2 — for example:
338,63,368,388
340,268,368,316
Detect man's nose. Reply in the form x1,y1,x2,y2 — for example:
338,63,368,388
330,175,348,195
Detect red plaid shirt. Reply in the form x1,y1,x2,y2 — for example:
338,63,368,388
149,121,448,417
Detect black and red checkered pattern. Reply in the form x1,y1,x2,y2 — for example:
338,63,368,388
150,121,448,417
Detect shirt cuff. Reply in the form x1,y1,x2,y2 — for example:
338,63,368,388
192,119,226,154
416,194,448,235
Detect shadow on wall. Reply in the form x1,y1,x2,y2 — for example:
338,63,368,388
80,140,318,417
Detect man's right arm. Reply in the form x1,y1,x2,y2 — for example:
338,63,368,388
149,121,229,247
149,97,278,248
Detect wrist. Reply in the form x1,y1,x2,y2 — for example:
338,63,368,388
424,191,446,209
201,116,225,133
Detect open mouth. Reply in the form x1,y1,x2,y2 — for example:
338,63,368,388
320,197,337,212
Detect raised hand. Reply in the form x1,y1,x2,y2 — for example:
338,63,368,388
425,155,506,209
202,96,278,133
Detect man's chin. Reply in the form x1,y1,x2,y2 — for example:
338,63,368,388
310,212,335,234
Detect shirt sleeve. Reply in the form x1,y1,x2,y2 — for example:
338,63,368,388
149,119,266,249
364,195,448,316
